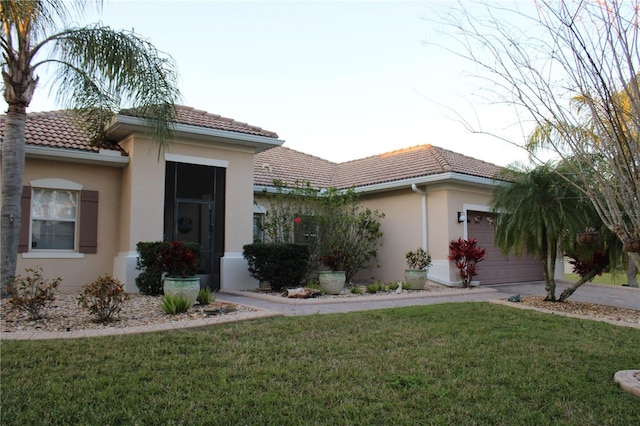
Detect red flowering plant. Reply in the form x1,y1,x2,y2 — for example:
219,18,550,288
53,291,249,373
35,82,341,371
318,247,349,272
448,237,486,288
157,241,199,278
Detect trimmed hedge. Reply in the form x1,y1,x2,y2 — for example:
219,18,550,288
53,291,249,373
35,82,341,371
136,241,201,295
243,243,310,291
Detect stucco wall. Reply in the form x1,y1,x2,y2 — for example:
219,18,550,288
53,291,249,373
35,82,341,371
357,182,495,285
254,182,497,286
18,158,123,291
358,188,423,283
113,136,260,291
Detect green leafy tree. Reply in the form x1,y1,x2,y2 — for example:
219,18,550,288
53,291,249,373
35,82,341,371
491,163,593,301
1,1,181,291
259,180,385,283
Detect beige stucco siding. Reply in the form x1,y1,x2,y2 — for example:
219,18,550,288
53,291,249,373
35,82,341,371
358,182,495,285
358,188,423,283
18,158,123,291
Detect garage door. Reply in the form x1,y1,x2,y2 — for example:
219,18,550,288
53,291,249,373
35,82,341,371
467,211,543,285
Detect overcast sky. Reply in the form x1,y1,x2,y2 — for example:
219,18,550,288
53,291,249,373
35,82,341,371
20,0,539,166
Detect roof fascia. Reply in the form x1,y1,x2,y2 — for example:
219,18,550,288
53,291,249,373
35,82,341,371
24,145,129,167
254,172,505,194
109,115,285,153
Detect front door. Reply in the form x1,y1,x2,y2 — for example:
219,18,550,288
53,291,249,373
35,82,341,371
175,199,214,289
164,162,226,291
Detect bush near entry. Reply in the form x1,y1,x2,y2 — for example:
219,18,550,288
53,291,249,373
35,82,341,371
243,243,310,291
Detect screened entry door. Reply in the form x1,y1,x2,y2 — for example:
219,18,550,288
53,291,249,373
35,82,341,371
175,199,214,289
164,162,226,291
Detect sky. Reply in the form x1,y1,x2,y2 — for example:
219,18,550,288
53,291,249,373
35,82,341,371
20,0,539,166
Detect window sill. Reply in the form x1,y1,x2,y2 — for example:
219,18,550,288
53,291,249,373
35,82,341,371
22,252,85,259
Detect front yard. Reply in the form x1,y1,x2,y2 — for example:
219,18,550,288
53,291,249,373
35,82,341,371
1,302,638,425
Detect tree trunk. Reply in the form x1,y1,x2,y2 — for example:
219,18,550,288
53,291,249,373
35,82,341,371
627,253,639,288
559,255,609,301
1,106,28,295
542,234,557,301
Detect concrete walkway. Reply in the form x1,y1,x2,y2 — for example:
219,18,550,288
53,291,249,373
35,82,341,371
216,286,501,316
217,281,639,315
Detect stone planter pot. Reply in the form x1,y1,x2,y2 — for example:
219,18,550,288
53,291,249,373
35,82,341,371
404,269,427,290
576,231,600,245
163,276,200,307
318,271,345,295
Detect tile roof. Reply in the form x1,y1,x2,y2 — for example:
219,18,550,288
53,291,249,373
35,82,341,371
254,145,503,189
0,110,119,154
0,106,279,155
3,108,502,190
121,106,279,138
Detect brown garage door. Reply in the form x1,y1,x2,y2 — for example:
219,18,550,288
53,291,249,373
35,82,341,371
467,211,543,285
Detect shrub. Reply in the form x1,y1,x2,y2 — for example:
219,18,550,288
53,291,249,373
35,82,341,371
6,267,61,320
448,238,487,288
401,282,411,290
350,286,363,294
160,294,191,314
78,275,129,323
366,283,380,293
136,241,201,295
305,281,323,293
243,243,310,291
389,282,400,291
196,288,214,305
259,181,385,283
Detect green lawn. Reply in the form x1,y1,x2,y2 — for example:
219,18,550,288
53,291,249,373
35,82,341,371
565,272,633,285
2,303,639,425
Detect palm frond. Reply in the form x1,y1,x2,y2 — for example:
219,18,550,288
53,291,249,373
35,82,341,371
47,24,181,149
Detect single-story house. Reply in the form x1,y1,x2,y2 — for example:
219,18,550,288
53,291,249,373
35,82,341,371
253,145,548,286
1,107,283,292
1,107,550,293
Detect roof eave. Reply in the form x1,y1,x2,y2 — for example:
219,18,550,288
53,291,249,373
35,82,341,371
24,144,129,167
254,172,504,194
352,172,503,193
108,115,285,153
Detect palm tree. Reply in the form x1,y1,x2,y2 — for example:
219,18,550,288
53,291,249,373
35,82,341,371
526,76,640,277
491,162,593,301
1,1,181,291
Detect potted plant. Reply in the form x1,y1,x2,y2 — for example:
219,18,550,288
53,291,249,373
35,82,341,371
448,237,486,288
576,227,600,245
158,241,201,307
317,247,347,295
404,247,432,290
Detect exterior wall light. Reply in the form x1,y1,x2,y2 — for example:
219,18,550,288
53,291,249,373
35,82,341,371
457,212,466,223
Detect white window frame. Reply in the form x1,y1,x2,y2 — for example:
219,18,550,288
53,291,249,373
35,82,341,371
22,178,85,259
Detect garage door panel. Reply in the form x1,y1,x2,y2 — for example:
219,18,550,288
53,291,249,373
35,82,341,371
467,211,543,285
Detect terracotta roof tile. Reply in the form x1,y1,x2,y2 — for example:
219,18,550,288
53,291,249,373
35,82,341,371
1,107,279,155
0,110,123,154
254,144,503,190
121,106,279,138
254,146,336,188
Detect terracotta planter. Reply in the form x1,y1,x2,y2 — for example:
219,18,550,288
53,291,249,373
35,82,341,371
318,271,345,295
576,231,600,245
623,239,640,253
404,269,426,290
163,276,200,306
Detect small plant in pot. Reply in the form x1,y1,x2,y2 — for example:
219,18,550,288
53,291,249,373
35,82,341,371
158,241,201,308
317,247,347,295
404,247,432,290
